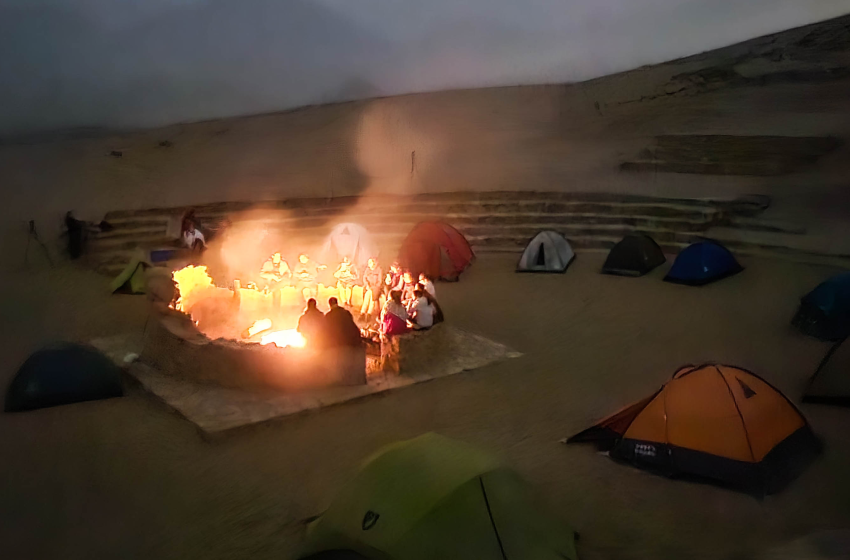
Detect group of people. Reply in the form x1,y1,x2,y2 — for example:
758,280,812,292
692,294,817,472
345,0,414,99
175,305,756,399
257,253,442,333
277,253,444,340
378,265,443,335
259,252,328,300
296,297,362,349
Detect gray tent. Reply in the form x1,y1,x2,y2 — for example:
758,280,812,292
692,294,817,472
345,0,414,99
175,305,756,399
516,231,575,273
804,337,850,407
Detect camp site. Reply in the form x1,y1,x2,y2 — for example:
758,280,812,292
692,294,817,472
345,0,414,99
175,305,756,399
2,6,850,560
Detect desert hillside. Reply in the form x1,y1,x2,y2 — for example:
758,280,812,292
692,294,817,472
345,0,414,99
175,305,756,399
1,14,849,265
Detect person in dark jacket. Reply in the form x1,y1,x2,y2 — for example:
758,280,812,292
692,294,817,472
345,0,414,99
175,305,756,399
297,298,325,346
323,297,362,348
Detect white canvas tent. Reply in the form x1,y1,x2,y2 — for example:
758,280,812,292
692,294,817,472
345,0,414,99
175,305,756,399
320,223,377,266
516,231,575,273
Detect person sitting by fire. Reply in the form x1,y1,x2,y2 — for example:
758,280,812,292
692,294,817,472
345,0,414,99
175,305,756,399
400,271,418,305
323,297,362,348
380,290,409,336
359,257,383,323
259,252,292,289
293,253,326,302
418,282,445,325
418,273,436,298
385,262,403,293
181,210,207,253
408,287,435,330
333,256,359,307
297,298,325,346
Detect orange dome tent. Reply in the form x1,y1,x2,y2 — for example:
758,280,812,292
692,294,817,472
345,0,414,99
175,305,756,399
566,364,819,494
398,222,474,281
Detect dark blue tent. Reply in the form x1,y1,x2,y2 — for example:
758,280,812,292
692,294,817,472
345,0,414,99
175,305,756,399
663,240,743,286
793,272,850,341
5,343,123,413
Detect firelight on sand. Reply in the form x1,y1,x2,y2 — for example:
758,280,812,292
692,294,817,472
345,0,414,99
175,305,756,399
260,330,306,348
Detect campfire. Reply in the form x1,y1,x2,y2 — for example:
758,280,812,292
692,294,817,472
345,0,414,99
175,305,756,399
142,254,370,393
169,259,366,348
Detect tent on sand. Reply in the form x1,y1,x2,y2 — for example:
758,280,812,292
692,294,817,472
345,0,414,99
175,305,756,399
321,223,378,267
516,231,575,273
565,364,819,494
301,433,578,560
793,272,850,341
5,343,123,412
398,222,474,281
110,257,150,294
803,337,850,406
601,233,666,277
663,240,742,286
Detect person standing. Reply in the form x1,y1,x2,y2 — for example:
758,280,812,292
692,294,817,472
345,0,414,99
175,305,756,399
359,257,383,323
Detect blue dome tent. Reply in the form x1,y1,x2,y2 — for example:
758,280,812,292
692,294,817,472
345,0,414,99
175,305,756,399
5,343,124,412
793,272,850,341
663,240,743,286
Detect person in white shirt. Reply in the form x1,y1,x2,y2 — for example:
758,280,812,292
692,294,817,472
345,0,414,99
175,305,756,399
418,273,436,298
408,288,434,329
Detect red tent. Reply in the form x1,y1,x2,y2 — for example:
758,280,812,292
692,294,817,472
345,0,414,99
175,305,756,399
398,222,474,281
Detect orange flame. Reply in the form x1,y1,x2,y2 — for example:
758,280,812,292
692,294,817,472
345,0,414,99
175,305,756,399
260,329,306,348
172,265,214,312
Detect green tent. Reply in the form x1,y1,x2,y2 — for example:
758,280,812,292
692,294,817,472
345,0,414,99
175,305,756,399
301,433,578,560
110,258,150,294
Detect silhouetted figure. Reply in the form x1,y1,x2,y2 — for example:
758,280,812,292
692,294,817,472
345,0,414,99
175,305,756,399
65,212,86,259
323,297,362,348
297,298,325,346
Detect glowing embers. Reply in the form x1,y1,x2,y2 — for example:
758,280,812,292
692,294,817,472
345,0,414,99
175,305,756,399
260,329,306,348
245,318,306,348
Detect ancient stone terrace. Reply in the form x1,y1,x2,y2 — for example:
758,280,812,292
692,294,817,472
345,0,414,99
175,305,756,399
88,191,850,276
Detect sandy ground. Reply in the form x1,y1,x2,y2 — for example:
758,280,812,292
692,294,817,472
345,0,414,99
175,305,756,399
1,252,849,560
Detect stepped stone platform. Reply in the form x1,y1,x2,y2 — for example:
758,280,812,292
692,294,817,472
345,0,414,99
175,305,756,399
92,325,519,435
89,191,850,275
621,135,841,176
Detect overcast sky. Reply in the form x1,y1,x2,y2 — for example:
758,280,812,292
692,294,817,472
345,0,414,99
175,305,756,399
0,0,847,134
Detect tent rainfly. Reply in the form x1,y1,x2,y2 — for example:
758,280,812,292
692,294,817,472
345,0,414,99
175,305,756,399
516,231,575,273
5,343,124,412
110,258,150,294
804,337,850,406
321,223,378,268
399,222,474,281
793,272,850,342
601,233,666,277
663,240,742,286
565,364,820,495
301,433,578,560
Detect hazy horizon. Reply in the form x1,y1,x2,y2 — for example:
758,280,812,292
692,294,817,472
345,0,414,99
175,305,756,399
0,0,847,135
